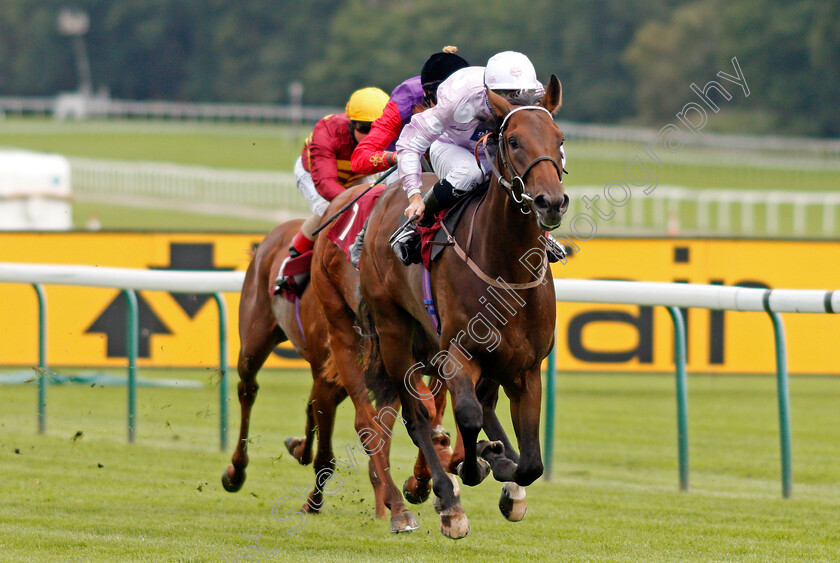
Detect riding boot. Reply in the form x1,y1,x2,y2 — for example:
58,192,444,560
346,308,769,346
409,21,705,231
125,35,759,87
275,232,314,294
391,179,456,266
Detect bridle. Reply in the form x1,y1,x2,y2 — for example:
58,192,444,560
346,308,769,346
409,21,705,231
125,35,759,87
480,105,568,217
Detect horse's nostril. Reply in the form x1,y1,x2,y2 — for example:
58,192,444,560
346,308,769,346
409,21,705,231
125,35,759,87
533,194,550,211
559,193,569,214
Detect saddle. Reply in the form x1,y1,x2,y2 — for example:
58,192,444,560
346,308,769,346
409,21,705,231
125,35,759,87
410,181,490,270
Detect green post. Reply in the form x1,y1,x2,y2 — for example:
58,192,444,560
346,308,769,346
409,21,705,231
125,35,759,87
213,293,229,452
768,311,793,499
33,284,48,435
666,306,689,492
123,289,139,444
543,326,557,481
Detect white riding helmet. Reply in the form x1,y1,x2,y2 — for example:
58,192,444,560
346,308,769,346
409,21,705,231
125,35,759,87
484,51,540,91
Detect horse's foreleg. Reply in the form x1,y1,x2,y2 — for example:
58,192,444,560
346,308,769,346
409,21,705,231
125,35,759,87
223,344,278,492
491,369,544,523
223,262,284,493
508,370,544,486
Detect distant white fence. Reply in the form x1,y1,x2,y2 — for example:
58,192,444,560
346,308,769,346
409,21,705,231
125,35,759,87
68,157,840,237
566,184,840,237
0,95,340,123
69,157,309,217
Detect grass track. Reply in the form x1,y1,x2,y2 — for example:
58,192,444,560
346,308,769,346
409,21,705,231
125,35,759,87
2,369,839,561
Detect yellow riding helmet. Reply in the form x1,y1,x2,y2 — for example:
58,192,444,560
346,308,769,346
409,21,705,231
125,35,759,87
345,87,389,123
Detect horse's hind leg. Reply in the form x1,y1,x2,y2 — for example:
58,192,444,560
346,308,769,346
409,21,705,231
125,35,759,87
404,379,453,505
373,319,469,538
300,369,347,513
330,328,416,532
285,379,318,465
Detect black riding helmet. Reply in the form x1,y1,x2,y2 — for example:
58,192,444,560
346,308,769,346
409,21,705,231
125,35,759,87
421,46,469,106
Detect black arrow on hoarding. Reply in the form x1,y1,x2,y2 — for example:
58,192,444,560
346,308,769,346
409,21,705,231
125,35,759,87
151,243,235,319
85,292,171,358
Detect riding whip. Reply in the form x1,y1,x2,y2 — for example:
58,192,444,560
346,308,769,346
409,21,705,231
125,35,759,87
311,165,398,236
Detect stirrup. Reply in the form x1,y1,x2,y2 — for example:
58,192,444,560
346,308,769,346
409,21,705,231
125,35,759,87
390,223,421,266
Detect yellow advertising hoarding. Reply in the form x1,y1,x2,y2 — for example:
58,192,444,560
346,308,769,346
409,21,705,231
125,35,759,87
1,233,838,374
0,233,307,370
551,238,839,374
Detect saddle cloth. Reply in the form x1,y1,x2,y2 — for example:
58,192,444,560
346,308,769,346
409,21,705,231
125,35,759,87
326,184,388,267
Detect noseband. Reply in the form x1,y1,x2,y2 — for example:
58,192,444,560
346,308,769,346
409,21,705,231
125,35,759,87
481,105,567,216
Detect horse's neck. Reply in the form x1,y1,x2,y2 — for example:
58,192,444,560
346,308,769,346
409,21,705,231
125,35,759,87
466,178,544,286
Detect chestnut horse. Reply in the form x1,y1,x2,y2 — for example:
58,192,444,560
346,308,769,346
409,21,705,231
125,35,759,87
359,77,567,539
221,220,348,514
222,208,453,532
310,183,454,533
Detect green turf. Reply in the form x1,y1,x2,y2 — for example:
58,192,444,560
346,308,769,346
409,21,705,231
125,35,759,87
72,200,278,233
2,369,838,561
0,117,307,170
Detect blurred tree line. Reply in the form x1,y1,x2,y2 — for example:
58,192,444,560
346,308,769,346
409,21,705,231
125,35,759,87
1,0,837,136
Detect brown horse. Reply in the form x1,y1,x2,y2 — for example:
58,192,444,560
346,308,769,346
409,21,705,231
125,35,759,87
310,183,454,533
221,220,348,514
359,76,567,539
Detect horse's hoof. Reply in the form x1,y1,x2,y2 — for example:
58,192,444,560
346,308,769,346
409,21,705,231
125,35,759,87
433,473,460,514
403,476,431,505
477,440,505,458
301,499,323,514
284,436,311,465
439,505,470,539
221,465,245,493
431,425,451,448
499,482,527,522
390,511,419,533
456,458,491,486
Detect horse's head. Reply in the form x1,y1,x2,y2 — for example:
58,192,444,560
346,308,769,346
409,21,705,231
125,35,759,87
487,75,568,230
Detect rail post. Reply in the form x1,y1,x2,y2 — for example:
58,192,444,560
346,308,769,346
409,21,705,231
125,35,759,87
213,292,229,452
122,289,139,444
543,326,558,481
666,306,689,492
33,283,48,434
768,311,793,498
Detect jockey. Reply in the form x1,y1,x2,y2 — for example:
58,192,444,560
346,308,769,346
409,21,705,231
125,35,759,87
390,51,566,265
350,46,469,176
276,86,389,293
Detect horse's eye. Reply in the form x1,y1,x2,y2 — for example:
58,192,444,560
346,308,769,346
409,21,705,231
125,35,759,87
508,136,519,149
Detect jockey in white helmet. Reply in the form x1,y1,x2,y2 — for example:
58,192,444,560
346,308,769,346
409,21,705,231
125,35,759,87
390,51,547,265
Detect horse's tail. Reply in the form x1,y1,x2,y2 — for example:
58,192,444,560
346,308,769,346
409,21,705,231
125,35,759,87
356,298,399,406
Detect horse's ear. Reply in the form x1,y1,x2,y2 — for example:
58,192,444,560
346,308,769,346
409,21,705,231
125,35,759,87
486,87,513,121
540,74,562,114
